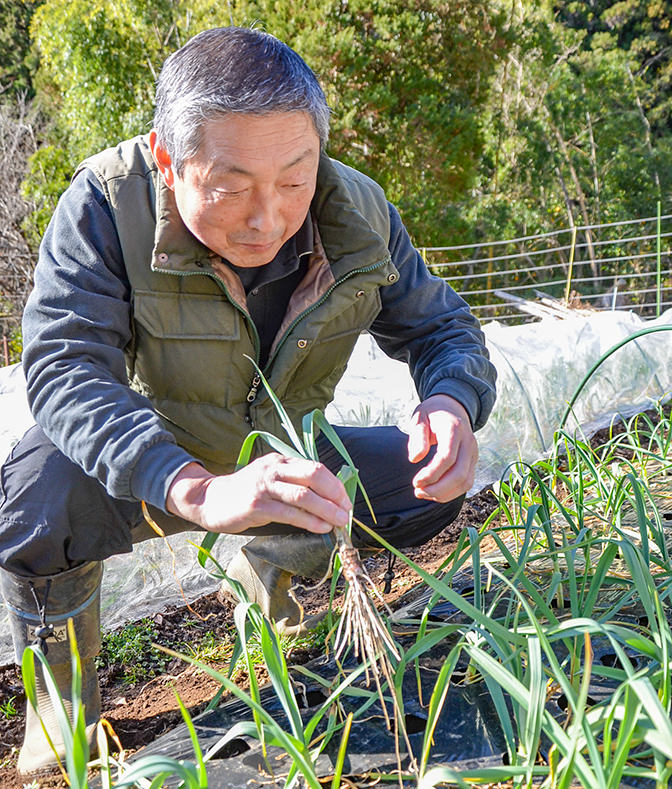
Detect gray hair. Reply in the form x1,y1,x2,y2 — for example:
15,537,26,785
153,26,330,175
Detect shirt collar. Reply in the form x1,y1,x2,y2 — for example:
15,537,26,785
294,212,314,258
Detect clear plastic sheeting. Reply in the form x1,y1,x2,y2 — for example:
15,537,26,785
1,307,671,664
475,308,672,490
327,308,672,493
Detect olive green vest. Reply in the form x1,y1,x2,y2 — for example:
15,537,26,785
77,136,398,473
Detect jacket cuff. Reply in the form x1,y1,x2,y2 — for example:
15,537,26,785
129,442,197,512
424,379,482,430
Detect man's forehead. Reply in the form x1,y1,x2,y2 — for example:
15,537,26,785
211,148,319,177
193,112,321,173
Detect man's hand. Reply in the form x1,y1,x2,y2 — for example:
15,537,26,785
165,455,351,535
407,394,478,502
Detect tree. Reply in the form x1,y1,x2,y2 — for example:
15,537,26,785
22,0,186,243
463,0,672,242
29,0,182,156
557,0,672,136
0,0,42,97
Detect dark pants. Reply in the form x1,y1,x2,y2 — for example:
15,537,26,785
0,424,463,577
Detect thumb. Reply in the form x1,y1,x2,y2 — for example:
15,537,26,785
407,411,433,463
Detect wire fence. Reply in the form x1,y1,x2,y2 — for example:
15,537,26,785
420,210,672,324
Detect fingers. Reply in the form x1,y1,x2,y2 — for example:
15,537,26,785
412,413,462,488
260,462,351,532
408,396,478,503
202,454,352,535
407,410,433,463
254,495,342,534
413,437,478,502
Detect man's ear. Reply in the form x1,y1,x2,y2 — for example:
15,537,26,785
149,129,176,190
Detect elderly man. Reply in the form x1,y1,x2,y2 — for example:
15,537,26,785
0,26,496,772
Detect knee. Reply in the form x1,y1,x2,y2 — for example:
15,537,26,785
0,425,136,575
354,494,465,550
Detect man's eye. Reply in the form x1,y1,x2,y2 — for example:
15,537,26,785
285,183,306,189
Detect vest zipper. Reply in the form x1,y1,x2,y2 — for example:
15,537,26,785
246,373,261,403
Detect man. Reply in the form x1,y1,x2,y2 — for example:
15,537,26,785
0,27,496,772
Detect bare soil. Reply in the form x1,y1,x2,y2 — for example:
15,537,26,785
0,488,498,788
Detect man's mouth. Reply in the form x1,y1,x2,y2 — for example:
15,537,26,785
238,237,281,251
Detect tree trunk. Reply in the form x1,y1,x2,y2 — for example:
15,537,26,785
546,111,599,280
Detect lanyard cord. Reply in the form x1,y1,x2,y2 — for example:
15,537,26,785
383,550,397,594
28,579,54,655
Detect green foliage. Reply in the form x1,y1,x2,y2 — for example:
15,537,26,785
22,619,210,788
0,694,18,719
96,618,170,686
6,326,22,366
20,0,187,245
29,0,179,155
183,630,233,664
0,310,23,365
0,0,42,96
455,0,672,253
558,0,672,136
20,143,71,248
22,620,91,789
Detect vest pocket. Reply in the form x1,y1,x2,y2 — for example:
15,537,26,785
130,290,249,407
133,290,239,339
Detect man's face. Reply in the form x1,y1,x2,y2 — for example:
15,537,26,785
151,112,320,267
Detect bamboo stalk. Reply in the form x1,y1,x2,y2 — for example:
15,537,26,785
657,200,662,317
564,225,577,305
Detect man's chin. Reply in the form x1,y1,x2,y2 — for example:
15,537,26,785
229,242,282,268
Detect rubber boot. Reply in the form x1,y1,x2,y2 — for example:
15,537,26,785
0,561,103,774
221,533,336,635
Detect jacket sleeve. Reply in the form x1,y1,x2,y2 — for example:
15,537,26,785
369,204,497,430
22,170,195,511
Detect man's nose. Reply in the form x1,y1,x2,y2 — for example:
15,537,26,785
247,188,280,234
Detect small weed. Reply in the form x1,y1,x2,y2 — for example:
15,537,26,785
96,618,170,685
183,631,233,663
0,694,18,719
298,615,330,653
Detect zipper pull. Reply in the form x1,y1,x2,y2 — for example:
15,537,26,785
246,372,261,403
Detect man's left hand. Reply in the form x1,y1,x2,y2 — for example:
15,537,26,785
407,394,478,502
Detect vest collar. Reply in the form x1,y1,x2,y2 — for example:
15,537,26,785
311,154,390,278
151,176,216,274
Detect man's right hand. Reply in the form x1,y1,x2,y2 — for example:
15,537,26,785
165,455,351,535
